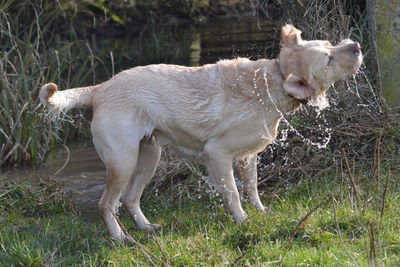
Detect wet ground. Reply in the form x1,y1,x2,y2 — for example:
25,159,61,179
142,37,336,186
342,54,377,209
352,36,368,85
5,145,105,220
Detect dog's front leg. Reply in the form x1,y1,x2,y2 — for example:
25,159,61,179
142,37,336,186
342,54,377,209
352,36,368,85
237,155,266,211
204,143,247,223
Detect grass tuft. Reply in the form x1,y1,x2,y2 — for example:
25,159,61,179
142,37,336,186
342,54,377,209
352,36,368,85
0,178,76,218
0,1,105,168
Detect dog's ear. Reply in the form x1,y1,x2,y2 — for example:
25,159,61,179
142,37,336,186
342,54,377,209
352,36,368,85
282,74,320,99
280,24,302,47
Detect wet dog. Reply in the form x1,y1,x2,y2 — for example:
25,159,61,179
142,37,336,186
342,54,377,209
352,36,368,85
40,25,362,242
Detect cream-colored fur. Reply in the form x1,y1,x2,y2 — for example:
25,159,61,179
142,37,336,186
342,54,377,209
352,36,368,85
40,25,363,242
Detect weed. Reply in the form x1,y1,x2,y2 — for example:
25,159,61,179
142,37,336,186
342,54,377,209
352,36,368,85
0,1,107,167
0,178,76,218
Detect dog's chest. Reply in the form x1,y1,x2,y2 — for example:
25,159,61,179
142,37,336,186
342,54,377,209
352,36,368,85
230,117,282,159
237,137,271,159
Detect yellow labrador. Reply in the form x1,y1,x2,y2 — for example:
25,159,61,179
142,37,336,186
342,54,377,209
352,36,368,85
40,25,362,242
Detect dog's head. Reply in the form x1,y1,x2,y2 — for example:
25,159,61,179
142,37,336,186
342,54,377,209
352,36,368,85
278,24,363,103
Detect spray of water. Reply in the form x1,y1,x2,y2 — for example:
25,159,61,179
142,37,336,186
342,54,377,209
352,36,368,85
255,70,333,149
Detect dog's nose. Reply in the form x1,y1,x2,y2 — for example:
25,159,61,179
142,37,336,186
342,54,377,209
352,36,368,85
352,42,361,55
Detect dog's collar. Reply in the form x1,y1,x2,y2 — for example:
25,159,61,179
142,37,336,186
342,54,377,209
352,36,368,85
275,59,285,80
291,96,309,105
275,59,309,106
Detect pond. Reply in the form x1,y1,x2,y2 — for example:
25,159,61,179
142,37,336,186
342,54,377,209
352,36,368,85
91,17,279,76
4,17,280,219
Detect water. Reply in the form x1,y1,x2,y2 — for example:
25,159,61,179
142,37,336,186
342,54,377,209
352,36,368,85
3,17,280,219
91,17,279,78
5,144,105,220
193,18,279,65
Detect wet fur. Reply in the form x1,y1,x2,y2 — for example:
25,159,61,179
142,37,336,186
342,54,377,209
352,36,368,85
40,25,363,242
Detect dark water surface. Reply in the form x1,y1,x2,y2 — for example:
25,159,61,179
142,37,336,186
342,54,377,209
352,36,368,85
4,18,280,219
6,145,105,220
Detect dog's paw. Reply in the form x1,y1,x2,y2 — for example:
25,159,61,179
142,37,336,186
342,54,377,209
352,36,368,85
111,233,134,244
139,223,161,232
147,223,161,231
256,204,268,212
233,211,248,224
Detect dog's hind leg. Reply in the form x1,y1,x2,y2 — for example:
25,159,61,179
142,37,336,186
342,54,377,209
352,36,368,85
237,155,266,211
92,117,143,242
121,135,162,231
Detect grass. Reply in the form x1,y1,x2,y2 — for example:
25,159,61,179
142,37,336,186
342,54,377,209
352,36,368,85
0,1,105,167
1,170,399,266
1,1,399,264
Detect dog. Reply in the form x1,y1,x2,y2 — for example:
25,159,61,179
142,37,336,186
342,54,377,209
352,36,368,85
40,25,363,242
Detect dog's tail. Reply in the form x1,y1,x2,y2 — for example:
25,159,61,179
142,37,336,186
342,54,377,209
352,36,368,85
39,83,98,114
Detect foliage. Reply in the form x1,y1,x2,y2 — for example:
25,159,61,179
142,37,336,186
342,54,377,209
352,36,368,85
0,1,107,167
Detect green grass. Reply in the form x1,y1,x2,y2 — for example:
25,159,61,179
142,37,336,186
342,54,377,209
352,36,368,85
0,1,105,167
1,171,399,266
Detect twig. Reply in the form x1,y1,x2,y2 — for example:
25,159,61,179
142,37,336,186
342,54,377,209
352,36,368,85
231,250,249,266
278,199,327,266
341,149,361,212
376,169,390,266
378,170,390,230
331,197,360,267
368,223,377,267
52,144,70,177
289,201,325,244
150,230,172,266
373,132,383,186
114,215,170,266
